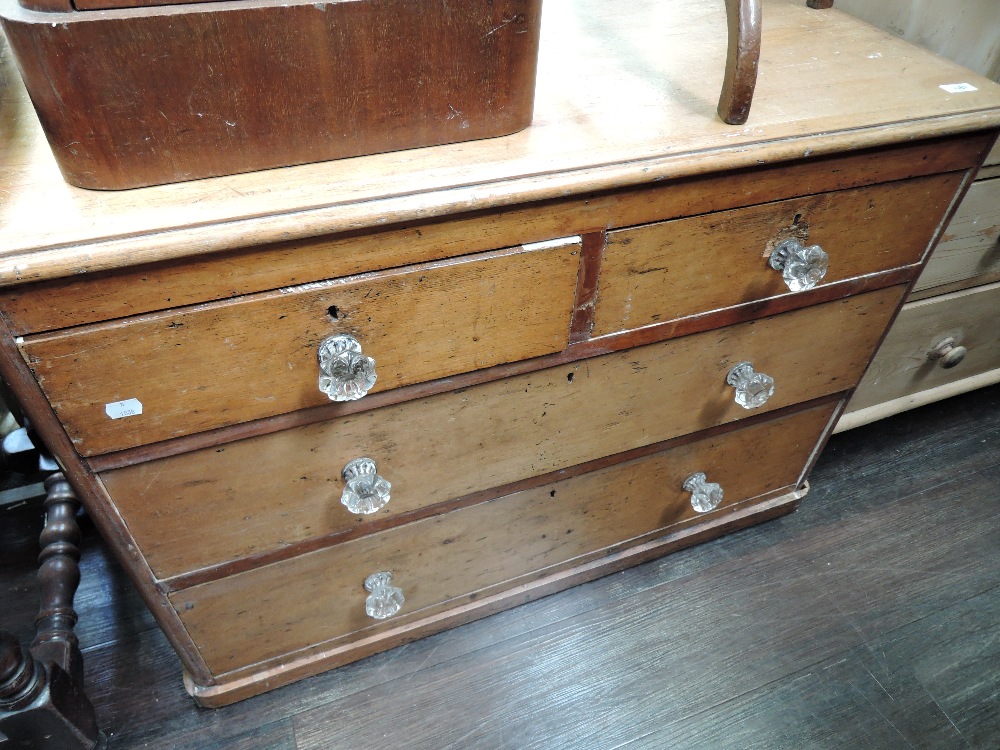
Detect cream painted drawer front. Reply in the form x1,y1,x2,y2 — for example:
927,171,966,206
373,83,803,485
20,240,581,456
170,402,837,676
593,173,960,336
847,281,1000,413
101,286,902,579
912,176,1000,296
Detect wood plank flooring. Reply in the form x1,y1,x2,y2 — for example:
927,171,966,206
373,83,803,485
2,385,999,749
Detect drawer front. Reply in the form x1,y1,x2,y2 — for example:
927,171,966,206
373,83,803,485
102,285,902,579
1,137,985,338
912,176,1000,297
170,402,837,675
593,173,960,336
21,241,580,456
846,281,1000,413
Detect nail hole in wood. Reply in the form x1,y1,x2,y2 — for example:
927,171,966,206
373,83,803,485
327,305,340,320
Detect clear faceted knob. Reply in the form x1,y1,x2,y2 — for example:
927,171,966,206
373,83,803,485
727,361,775,409
364,572,404,620
928,336,967,369
340,458,391,515
769,238,829,292
318,334,376,401
683,472,724,513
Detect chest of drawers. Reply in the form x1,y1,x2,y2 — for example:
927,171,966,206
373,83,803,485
2,0,999,707
833,1,1000,430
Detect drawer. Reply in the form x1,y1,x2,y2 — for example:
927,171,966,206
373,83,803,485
911,176,1000,298
21,240,581,456
170,401,838,676
846,281,1000,414
101,285,903,579
592,173,961,336
987,137,1000,168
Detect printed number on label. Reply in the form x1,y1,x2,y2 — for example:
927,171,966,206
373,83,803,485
105,398,144,420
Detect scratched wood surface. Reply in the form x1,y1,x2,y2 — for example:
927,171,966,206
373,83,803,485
21,241,580,456
0,134,986,336
593,173,960,336
2,383,998,748
2,0,1000,284
170,404,832,677
100,288,898,580
845,281,1000,414
910,176,1000,299
0,0,542,187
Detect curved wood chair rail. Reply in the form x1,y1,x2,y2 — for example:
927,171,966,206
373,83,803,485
718,0,763,125
718,0,834,125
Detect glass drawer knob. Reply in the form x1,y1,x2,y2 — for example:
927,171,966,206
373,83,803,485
769,238,829,292
341,458,391,515
727,361,775,409
683,472,724,513
928,336,967,369
318,333,376,401
364,572,404,620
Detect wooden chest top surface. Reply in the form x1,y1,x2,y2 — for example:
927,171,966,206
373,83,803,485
1,0,999,284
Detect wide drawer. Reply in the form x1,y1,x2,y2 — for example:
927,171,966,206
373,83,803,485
593,173,960,336
169,401,838,676
101,285,903,579
845,280,1000,414
21,240,581,456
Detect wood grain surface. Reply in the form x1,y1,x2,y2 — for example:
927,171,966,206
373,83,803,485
84,266,913,476
0,134,988,335
1,0,1000,284
5,384,999,744
169,403,833,677
846,281,1000,413
834,0,1000,81
593,173,961,336
0,0,541,188
910,176,1000,298
0,307,217,685
100,287,899,579
21,240,580,456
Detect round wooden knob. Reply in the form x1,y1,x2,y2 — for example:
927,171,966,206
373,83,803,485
928,337,967,369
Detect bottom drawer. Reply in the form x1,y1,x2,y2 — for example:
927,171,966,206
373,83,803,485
172,401,837,677
845,281,1000,418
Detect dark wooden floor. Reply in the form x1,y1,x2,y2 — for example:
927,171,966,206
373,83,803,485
3,385,999,749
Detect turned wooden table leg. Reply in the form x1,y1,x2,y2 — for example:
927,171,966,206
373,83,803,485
0,474,105,749
33,474,86,684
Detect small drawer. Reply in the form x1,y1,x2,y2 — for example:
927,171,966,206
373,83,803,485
911,176,1000,297
101,285,903,579
169,401,838,676
21,239,581,456
846,280,1000,414
592,173,961,336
